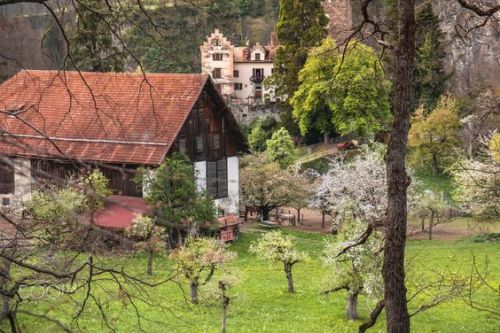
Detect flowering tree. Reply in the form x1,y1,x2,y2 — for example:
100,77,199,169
125,214,167,275
240,154,296,221
249,231,309,293
311,149,388,233
169,237,236,304
322,218,383,320
409,189,450,239
453,133,499,219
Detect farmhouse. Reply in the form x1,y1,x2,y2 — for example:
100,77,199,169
0,70,248,226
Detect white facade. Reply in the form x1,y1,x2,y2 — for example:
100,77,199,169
233,62,275,104
0,157,31,207
200,29,276,106
194,156,239,215
200,29,235,97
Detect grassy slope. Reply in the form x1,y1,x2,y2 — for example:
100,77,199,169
15,227,499,333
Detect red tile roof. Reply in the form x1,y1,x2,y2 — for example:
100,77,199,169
217,215,241,227
94,195,149,230
0,70,209,165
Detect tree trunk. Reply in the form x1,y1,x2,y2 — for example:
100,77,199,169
382,1,415,333
421,217,425,232
428,210,435,240
295,208,301,226
147,249,154,275
431,153,440,175
323,132,329,144
0,258,11,325
190,281,199,304
284,262,295,293
261,207,271,221
322,211,326,228
347,291,359,320
358,300,385,333
220,281,230,333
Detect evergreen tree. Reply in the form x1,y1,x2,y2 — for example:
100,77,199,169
69,0,126,72
268,0,328,99
415,3,447,111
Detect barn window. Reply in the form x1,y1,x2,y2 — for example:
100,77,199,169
100,165,142,197
213,133,221,151
207,159,228,199
0,159,14,194
195,135,205,161
178,136,187,154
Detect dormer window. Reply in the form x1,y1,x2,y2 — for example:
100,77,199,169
255,53,261,61
213,53,223,61
212,38,221,46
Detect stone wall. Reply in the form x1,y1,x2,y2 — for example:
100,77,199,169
322,0,353,44
432,0,500,95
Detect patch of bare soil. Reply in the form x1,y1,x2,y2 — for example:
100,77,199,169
240,209,498,241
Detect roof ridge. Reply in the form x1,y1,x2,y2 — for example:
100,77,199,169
18,69,208,78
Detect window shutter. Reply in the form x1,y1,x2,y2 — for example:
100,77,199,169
207,161,217,197
217,159,228,198
0,159,14,194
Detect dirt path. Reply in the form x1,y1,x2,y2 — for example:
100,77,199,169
241,209,500,241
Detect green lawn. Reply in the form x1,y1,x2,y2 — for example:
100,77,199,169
13,228,500,333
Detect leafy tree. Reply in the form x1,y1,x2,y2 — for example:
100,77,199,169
415,3,447,111
125,214,167,275
489,132,500,163
268,0,328,99
170,237,236,304
69,0,126,71
27,169,111,254
322,219,383,320
205,271,240,333
139,154,216,246
265,127,296,168
291,38,392,138
240,154,296,220
249,231,309,293
84,169,112,214
408,95,461,175
248,120,268,152
27,184,86,256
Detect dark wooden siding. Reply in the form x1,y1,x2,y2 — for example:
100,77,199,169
171,91,238,162
100,165,142,197
31,159,142,197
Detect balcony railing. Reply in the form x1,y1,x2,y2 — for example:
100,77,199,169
250,75,264,83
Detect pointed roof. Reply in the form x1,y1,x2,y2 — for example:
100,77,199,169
0,70,210,165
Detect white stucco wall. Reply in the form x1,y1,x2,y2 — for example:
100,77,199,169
233,62,275,103
195,158,239,216
214,156,239,215
194,161,207,193
1,157,32,207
